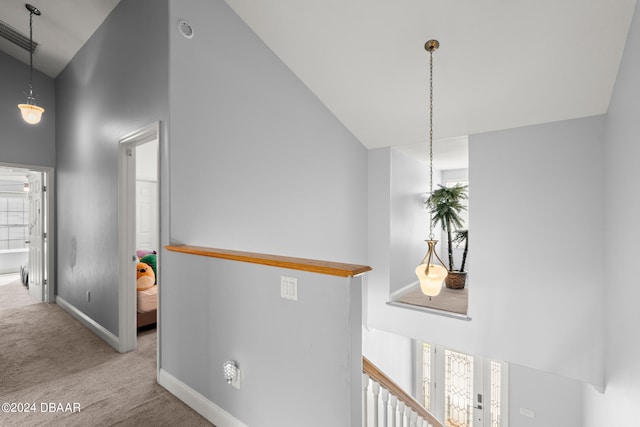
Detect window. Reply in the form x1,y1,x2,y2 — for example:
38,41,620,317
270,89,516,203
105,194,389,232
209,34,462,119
419,343,508,427
0,194,28,250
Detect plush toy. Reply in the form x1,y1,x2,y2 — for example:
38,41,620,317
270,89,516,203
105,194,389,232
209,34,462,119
136,262,155,291
140,253,157,284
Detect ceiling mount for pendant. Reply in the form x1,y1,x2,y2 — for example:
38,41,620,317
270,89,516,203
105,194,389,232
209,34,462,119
424,39,439,52
25,4,41,16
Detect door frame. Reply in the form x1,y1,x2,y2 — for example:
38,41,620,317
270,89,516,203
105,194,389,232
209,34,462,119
0,162,55,304
417,342,509,427
117,121,160,353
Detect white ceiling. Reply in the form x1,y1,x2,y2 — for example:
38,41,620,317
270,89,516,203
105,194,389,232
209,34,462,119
1,0,637,169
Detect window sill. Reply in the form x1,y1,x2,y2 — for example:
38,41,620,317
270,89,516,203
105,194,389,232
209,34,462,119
389,280,471,321
387,300,472,321
0,248,29,254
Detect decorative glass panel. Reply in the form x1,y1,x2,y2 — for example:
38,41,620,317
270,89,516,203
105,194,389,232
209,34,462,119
422,343,432,410
445,349,473,427
490,361,502,427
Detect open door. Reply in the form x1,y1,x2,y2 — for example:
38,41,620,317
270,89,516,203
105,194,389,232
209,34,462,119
118,122,160,353
27,172,45,302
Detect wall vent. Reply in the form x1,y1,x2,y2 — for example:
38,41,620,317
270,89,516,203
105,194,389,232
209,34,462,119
0,18,38,53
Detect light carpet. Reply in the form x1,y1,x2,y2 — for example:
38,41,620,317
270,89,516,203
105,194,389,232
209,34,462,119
0,280,213,427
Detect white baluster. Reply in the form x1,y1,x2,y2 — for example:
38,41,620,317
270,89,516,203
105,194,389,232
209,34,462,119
381,388,390,427
398,401,405,427
389,395,398,427
403,404,411,427
409,410,417,427
371,380,380,427
363,374,370,427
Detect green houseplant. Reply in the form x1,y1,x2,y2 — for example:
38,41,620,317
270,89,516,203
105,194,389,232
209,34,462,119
426,184,468,289
453,229,468,272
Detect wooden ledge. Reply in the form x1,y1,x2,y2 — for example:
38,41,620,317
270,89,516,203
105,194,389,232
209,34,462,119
165,245,372,278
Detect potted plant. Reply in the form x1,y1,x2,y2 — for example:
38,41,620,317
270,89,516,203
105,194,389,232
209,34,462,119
426,184,468,289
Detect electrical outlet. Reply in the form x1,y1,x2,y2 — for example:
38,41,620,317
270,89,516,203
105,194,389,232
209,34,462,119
280,276,298,300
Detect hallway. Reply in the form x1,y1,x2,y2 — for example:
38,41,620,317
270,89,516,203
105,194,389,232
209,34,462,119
0,277,213,426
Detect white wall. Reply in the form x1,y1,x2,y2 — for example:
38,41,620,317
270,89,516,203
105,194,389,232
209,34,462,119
389,149,441,294
136,139,158,181
509,364,583,427
368,115,606,389
584,1,640,425
0,249,28,274
362,327,415,395
136,139,159,252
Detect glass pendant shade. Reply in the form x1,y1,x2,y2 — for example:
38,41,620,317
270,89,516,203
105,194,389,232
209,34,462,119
415,239,448,297
415,263,448,296
18,103,45,125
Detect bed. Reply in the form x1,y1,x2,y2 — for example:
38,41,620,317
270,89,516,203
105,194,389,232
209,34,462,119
137,285,157,327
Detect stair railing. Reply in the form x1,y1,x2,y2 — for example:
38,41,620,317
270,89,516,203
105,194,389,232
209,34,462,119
363,356,444,427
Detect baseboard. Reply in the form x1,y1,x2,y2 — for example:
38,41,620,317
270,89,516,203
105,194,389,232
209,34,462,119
55,296,120,350
158,368,248,427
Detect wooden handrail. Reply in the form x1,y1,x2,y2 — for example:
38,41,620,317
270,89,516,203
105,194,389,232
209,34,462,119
363,356,444,427
165,245,372,278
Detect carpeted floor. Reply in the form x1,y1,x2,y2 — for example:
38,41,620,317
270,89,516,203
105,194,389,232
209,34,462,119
0,275,40,312
0,280,213,426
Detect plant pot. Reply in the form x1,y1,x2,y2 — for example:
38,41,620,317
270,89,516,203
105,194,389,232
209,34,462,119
445,271,467,289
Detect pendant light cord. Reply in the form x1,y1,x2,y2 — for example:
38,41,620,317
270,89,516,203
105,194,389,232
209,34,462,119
428,45,435,240
27,9,35,102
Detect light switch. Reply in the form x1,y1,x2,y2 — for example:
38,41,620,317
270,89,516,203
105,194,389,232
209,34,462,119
281,276,298,300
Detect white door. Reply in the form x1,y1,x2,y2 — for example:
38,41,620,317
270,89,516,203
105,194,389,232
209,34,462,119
420,344,507,427
27,172,45,301
136,180,158,251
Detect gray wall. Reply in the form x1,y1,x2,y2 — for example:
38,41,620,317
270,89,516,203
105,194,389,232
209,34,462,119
165,0,368,424
163,252,363,427
0,51,55,167
55,0,169,335
584,1,640,424
168,0,368,264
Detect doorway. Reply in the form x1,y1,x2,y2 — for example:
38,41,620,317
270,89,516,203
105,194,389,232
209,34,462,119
0,163,54,304
418,343,509,427
117,122,160,353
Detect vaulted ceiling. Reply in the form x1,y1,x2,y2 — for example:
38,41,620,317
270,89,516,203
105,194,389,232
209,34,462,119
1,0,637,168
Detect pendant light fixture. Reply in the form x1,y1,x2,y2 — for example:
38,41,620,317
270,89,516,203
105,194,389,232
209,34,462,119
17,3,45,125
414,39,448,297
